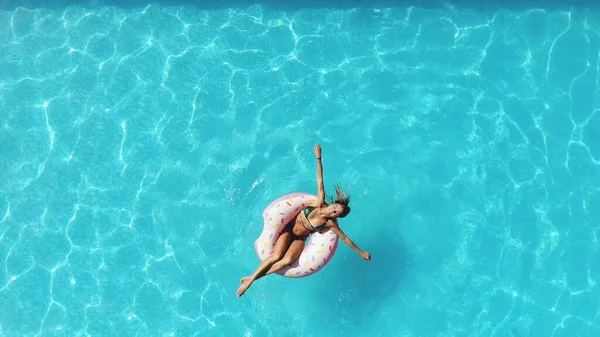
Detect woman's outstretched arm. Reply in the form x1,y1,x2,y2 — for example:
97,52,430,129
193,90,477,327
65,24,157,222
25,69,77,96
314,144,325,206
328,221,371,261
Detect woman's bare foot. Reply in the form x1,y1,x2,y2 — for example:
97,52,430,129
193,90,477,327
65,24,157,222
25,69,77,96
240,276,251,284
237,280,252,297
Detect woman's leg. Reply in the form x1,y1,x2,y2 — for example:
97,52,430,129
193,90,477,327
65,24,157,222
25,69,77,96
263,239,305,277
237,229,292,297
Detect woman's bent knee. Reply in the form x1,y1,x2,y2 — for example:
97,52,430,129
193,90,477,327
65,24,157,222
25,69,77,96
269,253,284,262
279,258,293,266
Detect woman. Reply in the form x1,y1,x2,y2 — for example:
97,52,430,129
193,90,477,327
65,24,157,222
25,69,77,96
237,144,371,298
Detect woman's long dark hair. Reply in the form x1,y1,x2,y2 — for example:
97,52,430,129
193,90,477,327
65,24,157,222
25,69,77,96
327,184,351,218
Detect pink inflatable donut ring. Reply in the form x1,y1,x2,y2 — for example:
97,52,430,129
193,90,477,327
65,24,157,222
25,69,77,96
254,192,339,278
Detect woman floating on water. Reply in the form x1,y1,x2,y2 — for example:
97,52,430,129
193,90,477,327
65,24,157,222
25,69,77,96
237,144,371,297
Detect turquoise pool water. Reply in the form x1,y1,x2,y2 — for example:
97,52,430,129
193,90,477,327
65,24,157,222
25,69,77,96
1,1,599,336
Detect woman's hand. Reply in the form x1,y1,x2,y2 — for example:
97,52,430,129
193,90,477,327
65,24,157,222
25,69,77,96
314,144,322,159
360,251,371,261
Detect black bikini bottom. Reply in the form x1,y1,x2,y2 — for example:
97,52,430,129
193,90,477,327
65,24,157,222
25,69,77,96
283,219,309,241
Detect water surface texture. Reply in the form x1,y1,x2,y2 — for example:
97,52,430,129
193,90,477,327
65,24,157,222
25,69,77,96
1,1,599,336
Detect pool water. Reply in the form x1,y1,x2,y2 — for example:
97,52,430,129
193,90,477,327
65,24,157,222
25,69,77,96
0,1,599,336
